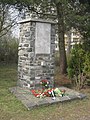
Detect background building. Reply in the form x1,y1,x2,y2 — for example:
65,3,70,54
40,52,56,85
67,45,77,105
55,28,82,51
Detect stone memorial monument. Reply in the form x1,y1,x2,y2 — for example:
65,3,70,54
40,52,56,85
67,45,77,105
18,18,56,89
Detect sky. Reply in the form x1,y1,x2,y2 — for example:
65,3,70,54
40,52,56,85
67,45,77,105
9,7,21,38
12,24,20,38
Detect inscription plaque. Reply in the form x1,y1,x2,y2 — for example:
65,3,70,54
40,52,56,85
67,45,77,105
35,22,51,54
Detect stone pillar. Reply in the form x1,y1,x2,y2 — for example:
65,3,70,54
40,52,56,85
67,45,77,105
18,18,56,89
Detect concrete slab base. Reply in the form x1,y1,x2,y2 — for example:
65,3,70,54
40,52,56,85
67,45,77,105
10,86,86,110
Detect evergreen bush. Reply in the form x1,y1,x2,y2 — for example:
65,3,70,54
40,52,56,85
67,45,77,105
67,44,90,89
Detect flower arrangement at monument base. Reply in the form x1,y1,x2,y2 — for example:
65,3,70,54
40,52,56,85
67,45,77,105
31,79,66,99
31,88,66,99
31,88,55,98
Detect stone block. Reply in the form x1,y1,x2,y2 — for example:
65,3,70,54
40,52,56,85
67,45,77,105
24,43,29,47
68,95,78,100
59,96,70,102
27,48,33,52
30,77,35,80
37,99,48,106
25,32,30,37
30,41,34,47
24,54,28,57
26,102,37,109
77,93,86,99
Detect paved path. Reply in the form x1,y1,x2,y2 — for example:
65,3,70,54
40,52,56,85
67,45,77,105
10,86,86,110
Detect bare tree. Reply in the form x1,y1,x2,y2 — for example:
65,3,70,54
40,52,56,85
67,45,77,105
0,3,18,37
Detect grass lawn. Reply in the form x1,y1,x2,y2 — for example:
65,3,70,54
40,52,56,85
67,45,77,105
0,64,90,120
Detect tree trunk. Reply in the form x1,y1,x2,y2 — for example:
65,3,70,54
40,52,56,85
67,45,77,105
56,2,67,74
66,30,71,56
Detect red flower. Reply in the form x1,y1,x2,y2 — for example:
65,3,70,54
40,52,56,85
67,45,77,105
31,89,42,97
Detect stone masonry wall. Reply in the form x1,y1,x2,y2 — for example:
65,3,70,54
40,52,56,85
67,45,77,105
18,19,56,89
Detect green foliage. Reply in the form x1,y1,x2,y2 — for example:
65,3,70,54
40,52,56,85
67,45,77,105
83,52,90,75
0,36,18,64
67,44,90,89
67,44,85,76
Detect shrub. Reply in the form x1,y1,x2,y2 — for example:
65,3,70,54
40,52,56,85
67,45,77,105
0,36,18,64
67,44,90,89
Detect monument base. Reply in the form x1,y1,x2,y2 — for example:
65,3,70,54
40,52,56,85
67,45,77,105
10,86,86,110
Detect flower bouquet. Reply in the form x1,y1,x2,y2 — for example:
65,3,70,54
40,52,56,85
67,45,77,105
31,88,66,99
31,88,55,98
40,79,50,89
31,79,66,99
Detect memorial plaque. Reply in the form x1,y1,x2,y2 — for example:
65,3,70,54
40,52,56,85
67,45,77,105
35,22,51,54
